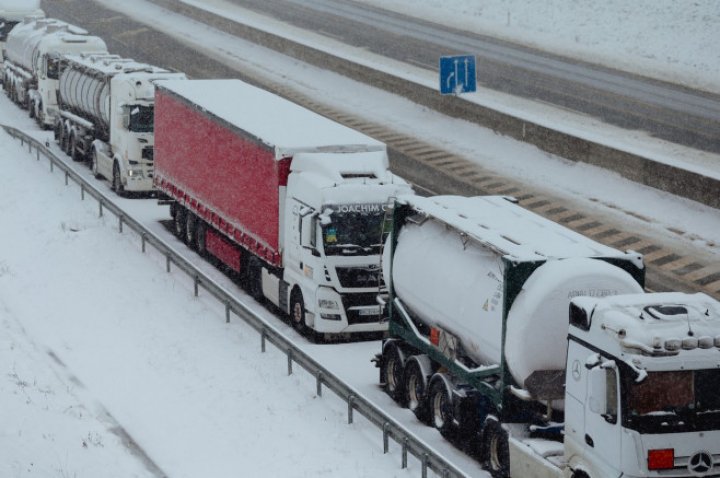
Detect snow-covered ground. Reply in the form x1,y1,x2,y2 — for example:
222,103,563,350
359,0,720,95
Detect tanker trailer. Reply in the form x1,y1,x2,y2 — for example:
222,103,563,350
55,53,185,195
376,195,649,477
2,17,106,127
0,0,44,82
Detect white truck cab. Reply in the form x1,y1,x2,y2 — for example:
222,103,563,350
277,150,412,336
559,292,720,478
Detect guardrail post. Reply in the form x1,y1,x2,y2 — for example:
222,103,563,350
65,172,69,186
261,329,266,352
316,372,323,397
81,184,85,200
49,159,54,172
383,422,390,454
194,275,199,297
141,233,147,253
118,215,124,233
27,141,31,153
402,438,408,469
166,255,171,273
422,454,429,478
36,149,40,161
287,349,293,375
98,200,103,217
225,302,231,323
348,396,355,424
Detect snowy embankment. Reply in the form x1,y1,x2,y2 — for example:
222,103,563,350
0,105,457,476
358,0,720,95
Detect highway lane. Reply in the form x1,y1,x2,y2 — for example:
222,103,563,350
225,0,720,153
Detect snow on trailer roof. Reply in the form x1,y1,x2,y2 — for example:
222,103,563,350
156,79,386,160
400,195,641,263
64,53,173,76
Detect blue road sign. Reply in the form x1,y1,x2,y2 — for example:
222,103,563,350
439,55,477,95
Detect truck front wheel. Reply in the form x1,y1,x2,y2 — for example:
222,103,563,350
289,289,307,333
112,163,125,197
196,220,207,257
481,417,510,478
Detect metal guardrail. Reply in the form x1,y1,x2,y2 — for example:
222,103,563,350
2,124,468,478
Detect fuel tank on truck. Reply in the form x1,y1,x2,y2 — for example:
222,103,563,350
384,195,644,390
58,61,111,130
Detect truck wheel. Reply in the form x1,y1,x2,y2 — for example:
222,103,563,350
195,220,207,257
71,136,83,162
28,100,35,119
429,373,455,437
112,163,125,197
481,417,510,478
91,150,102,179
54,121,62,142
381,342,405,403
173,205,187,239
289,289,307,333
184,211,197,249
63,131,72,155
404,355,431,423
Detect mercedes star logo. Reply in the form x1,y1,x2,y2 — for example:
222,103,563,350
688,451,713,476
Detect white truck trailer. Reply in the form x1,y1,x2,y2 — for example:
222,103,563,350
378,195,720,477
2,17,107,127
55,54,185,195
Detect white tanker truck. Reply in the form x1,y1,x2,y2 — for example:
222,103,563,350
377,195,720,478
2,17,107,127
55,53,185,195
0,0,44,79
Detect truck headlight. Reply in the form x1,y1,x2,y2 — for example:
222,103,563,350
318,299,339,310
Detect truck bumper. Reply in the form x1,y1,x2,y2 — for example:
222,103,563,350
311,288,387,334
122,175,154,193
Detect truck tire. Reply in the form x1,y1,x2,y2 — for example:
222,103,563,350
481,416,510,478
289,289,307,333
404,355,432,423
71,136,83,162
91,150,103,179
196,220,207,257
173,205,187,239
63,130,73,155
184,211,197,249
381,342,405,403
429,373,455,438
112,163,125,197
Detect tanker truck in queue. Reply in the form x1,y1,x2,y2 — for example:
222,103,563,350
0,0,44,80
54,53,185,195
2,17,107,128
377,195,720,478
153,79,413,339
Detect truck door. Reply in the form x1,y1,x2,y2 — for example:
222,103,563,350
583,359,622,476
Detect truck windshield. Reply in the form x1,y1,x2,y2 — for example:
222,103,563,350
0,21,19,42
320,204,385,256
624,369,720,433
127,105,154,133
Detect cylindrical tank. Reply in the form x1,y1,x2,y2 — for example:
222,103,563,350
4,18,49,70
59,65,111,130
385,218,643,388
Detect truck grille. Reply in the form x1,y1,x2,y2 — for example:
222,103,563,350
335,266,383,289
142,146,154,162
341,293,382,325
